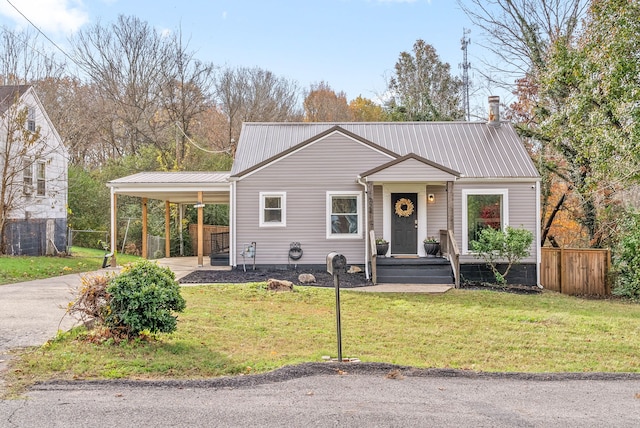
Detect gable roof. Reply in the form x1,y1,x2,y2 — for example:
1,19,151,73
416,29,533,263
0,85,30,115
232,122,539,179
361,153,460,178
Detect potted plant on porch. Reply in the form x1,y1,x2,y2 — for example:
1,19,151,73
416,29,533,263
423,237,440,257
375,238,389,256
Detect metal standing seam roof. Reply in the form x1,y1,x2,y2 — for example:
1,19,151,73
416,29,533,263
231,122,540,179
0,85,30,114
108,171,230,185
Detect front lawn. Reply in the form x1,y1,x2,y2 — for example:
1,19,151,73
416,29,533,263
0,247,141,285
7,284,640,394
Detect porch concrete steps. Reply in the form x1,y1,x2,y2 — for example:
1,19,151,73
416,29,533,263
376,257,454,285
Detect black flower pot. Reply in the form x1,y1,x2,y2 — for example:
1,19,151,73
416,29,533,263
376,242,389,256
424,242,440,257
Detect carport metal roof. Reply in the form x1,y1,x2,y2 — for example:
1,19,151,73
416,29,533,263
107,171,231,204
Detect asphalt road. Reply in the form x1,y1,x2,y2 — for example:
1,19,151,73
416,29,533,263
2,364,640,427
2,267,640,427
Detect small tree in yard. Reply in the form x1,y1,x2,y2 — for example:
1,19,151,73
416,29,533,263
105,260,186,338
470,226,533,285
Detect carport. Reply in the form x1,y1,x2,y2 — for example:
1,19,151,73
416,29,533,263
106,171,231,267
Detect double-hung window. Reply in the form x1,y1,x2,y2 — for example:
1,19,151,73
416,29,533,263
23,159,33,195
259,192,286,227
462,189,508,253
36,161,46,196
327,191,362,239
27,107,36,132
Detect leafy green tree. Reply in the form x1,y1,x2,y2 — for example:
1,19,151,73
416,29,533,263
386,39,463,121
613,211,640,300
470,226,534,285
537,0,640,247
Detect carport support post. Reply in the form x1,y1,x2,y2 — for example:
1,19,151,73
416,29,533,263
142,198,148,259
110,190,117,267
165,201,171,258
197,191,204,266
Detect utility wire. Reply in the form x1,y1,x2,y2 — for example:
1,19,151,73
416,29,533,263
5,0,90,76
175,122,231,154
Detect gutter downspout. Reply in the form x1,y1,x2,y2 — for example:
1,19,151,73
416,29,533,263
357,175,370,280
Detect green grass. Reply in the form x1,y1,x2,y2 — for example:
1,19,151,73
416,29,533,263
0,247,141,285
7,284,640,394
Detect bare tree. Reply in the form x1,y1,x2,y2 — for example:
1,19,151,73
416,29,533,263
457,0,589,86
71,15,171,156
0,28,65,85
159,29,216,168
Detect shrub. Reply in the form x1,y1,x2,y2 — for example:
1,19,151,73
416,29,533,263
105,260,186,337
67,273,113,327
613,212,640,300
470,226,533,285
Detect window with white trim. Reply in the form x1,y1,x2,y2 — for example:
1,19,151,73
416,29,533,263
36,161,46,196
259,192,286,227
27,107,36,132
462,189,508,253
327,191,362,239
23,159,33,195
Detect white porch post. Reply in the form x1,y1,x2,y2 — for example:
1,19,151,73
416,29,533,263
110,187,117,267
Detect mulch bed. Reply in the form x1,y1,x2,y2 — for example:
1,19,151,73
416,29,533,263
180,269,542,294
459,282,543,295
179,268,372,288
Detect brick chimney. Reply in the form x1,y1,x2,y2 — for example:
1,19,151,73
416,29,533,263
488,95,500,127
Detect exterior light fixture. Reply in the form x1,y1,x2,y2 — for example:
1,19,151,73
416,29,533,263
428,193,435,203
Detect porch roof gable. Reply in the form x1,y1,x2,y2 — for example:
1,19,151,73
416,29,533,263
360,153,460,182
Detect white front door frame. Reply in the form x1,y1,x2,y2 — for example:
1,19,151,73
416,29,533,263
383,183,427,256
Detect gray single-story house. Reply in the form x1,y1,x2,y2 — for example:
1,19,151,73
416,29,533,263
108,98,540,286
229,100,540,285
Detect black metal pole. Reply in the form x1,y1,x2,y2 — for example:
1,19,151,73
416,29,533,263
334,272,342,362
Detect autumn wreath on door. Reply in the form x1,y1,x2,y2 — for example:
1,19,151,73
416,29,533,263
395,197,414,217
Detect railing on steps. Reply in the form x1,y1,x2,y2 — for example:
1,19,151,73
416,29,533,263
439,229,460,288
369,230,377,284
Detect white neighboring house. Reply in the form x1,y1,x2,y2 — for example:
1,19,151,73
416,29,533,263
0,85,68,255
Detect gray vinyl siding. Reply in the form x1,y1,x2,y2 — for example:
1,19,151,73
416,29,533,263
453,181,538,263
235,133,393,265
366,158,456,182
426,185,447,238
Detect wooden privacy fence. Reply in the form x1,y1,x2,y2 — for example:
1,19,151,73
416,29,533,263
541,248,611,296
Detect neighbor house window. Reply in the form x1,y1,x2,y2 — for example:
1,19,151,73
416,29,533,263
23,160,33,195
462,189,508,253
36,161,46,196
27,107,36,132
259,192,286,227
327,191,362,239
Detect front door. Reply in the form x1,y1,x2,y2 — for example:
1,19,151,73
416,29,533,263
391,193,417,254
